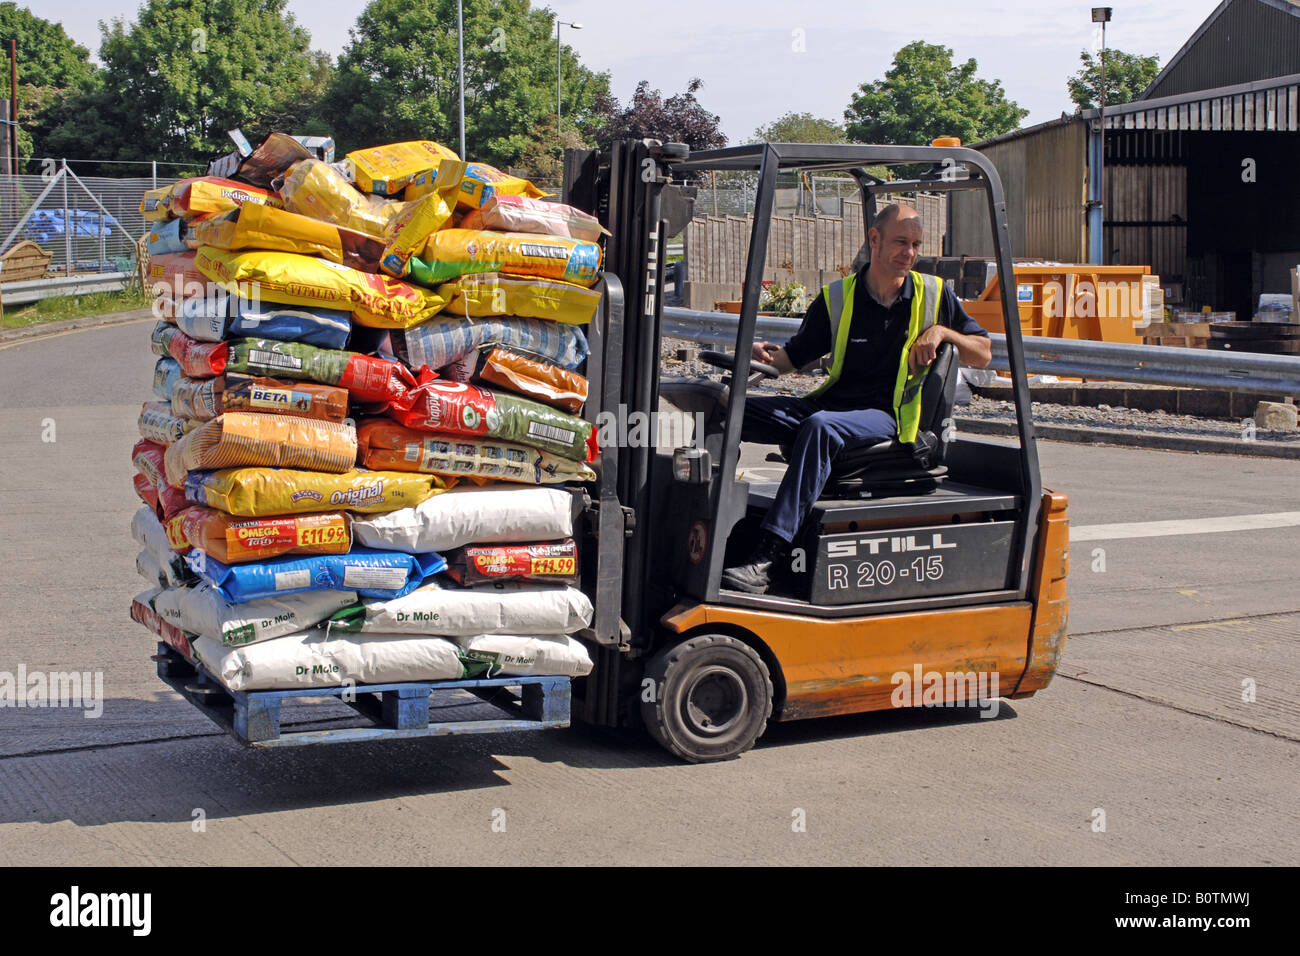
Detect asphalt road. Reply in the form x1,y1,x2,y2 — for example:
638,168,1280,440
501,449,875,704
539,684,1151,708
0,318,1296,866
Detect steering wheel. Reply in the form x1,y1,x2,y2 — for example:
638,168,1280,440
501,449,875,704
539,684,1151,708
699,350,780,380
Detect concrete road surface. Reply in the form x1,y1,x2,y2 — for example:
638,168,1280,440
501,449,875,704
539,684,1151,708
0,318,1296,865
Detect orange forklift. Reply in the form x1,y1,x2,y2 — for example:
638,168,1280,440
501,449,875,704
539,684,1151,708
563,140,1070,762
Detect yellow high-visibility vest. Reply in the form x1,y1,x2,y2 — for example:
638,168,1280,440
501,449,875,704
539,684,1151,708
805,270,943,444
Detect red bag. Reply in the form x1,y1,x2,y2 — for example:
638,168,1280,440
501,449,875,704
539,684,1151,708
337,354,418,405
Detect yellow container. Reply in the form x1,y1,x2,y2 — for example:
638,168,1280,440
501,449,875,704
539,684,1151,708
963,265,1160,344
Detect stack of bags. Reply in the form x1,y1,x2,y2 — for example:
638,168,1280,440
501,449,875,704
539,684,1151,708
131,134,607,694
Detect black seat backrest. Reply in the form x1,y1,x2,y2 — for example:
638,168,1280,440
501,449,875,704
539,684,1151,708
917,341,959,458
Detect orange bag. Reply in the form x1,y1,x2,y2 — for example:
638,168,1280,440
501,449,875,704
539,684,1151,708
163,412,359,487
182,508,352,564
476,347,588,414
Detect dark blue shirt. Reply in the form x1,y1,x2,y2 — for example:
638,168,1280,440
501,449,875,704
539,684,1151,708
783,268,989,412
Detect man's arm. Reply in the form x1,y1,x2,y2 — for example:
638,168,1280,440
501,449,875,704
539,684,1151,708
751,341,796,374
750,291,830,376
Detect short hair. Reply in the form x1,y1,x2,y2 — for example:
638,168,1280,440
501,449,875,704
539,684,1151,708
871,202,921,235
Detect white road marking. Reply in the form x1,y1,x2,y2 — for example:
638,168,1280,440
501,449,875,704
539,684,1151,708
1070,512,1300,542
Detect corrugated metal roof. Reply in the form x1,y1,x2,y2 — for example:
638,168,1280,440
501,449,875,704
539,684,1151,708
1140,0,1300,100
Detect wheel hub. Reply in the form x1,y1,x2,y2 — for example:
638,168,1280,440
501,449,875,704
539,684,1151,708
683,666,748,736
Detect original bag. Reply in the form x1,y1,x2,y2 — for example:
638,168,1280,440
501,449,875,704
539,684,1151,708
185,466,450,517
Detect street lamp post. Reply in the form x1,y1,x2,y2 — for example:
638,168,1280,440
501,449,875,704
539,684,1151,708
556,20,582,133
1092,7,1112,264
457,0,467,159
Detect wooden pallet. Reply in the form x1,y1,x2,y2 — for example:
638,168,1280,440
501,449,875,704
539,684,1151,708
154,643,571,748
1143,334,1209,349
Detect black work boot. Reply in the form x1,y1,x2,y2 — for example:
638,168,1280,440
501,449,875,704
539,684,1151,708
721,531,786,594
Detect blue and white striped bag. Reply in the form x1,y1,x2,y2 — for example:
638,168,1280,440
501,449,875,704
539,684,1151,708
402,315,588,372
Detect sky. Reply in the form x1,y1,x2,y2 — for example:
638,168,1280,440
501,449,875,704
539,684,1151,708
36,0,1219,142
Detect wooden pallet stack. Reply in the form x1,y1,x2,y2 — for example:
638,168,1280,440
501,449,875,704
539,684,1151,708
1142,320,1212,349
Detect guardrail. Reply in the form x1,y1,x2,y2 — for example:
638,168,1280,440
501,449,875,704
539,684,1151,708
0,271,132,306
662,306,1300,395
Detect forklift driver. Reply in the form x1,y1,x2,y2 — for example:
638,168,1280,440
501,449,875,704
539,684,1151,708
721,203,994,594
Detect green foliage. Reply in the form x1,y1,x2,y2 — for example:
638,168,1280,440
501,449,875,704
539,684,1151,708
750,112,846,145
0,3,99,161
1068,48,1161,111
759,281,809,317
586,77,726,153
325,0,609,169
844,41,1027,146
2,287,153,328
45,0,318,166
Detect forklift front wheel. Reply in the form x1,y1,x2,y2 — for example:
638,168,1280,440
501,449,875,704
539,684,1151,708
642,635,774,763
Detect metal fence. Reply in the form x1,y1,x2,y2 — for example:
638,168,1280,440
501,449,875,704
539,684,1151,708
0,168,175,278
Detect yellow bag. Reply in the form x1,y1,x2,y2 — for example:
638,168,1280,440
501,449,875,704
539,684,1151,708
437,273,601,325
193,204,385,271
186,467,453,517
417,229,603,287
456,163,548,209
281,160,407,239
140,184,175,221
347,140,461,197
195,246,449,329
379,161,465,279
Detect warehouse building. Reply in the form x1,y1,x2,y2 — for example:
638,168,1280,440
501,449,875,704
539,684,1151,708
950,0,1300,320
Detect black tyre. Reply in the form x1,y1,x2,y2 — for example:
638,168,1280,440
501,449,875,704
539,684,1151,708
641,634,774,763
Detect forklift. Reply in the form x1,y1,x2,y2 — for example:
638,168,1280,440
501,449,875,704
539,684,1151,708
563,141,1070,762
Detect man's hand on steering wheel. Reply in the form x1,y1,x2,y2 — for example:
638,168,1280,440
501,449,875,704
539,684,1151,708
752,340,776,365
907,325,949,374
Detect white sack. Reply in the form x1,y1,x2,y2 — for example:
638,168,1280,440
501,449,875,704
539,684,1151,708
456,633,593,677
192,631,465,692
351,485,573,553
332,581,592,637
131,505,189,583
153,586,189,630
180,582,357,646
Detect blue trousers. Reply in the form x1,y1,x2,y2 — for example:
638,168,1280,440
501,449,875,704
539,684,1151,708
741,396,897,543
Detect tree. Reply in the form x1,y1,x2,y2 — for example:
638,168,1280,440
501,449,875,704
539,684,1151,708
844,41,1027,146
46,0,318,166
326,0,609,168
1068,49,1161,111
587,77,726,152
750,111,846,145
0,4,98,162
514,113,585,185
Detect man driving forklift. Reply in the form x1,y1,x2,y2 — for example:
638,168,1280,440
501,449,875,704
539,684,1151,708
721,203,994,594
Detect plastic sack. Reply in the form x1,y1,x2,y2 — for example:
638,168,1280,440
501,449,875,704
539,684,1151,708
460,195,607,242
140,184,175,221
163,412,358,487
185,466,449,517
182,508,351,564
192,631,465,691
411,229,602,287
131,506,191,586
146,219,193,256
435,272,600,325
179,582,356,646
455,634,593,678
151,322,227,378
153,357,182,402
173,374,350,423
325,580,593,637
130,587,195,661
356,419,595,485
132,438,191,516
167,291,229,342
280,159,408,237
148,252,210,302
134,472,160,512
139,402,200,445
169,177,285,219
350,484,575,553
153,586,189,631
193,202,386,273
393,379,597,462
379,163,465,279
188,546,445,603
445,540,578,587
196,246,447,329
227,302,352,350
138,549,185,590
455,163,547,209
477,347,588,414
224,338,417,404
400,315,589,372
347,140,460,197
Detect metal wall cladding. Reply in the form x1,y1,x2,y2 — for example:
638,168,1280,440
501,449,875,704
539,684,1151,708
1145,0,1300,101
949,120,1088,263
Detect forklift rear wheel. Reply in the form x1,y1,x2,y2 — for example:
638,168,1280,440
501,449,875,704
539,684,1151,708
642,635,774,763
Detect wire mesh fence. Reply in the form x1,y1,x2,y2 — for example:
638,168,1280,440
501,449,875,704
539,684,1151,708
0,166,178,279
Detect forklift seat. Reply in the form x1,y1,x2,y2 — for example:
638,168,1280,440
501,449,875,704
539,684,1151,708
824,341,958,495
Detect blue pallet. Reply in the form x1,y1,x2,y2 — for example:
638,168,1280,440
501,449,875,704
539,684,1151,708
154,642,571,749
